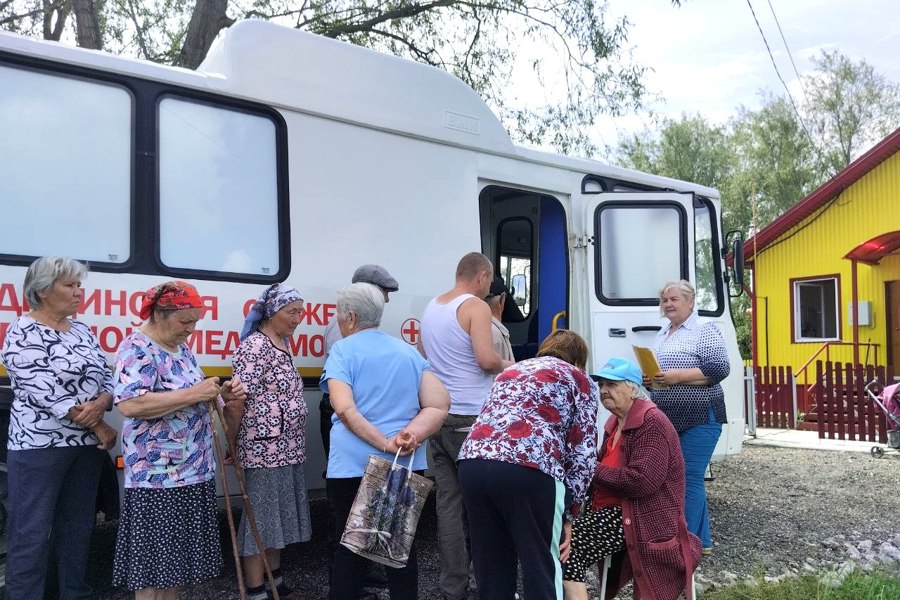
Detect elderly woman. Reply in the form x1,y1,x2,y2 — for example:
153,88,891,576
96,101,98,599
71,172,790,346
650,280,730,553
321,282,449,600
0,256,118,600
112,280,245,600
224,283,312,600
563,357,700,600
458,330,599,600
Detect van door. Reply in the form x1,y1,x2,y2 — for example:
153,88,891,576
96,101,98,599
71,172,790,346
480,186,569,360
584,192,696,373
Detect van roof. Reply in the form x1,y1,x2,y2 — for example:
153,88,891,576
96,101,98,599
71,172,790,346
0,20,719,198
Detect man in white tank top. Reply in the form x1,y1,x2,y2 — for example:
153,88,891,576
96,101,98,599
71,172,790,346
419,252,514,600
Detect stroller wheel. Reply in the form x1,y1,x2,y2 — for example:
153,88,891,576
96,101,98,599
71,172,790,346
871,446,885,459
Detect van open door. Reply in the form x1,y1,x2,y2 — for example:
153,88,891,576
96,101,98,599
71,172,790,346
583,192,696,378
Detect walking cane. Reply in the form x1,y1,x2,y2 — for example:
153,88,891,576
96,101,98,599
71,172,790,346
207,401,248,600
208,398,282,600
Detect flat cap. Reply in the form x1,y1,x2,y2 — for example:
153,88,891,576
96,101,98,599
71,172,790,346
352,264,399,292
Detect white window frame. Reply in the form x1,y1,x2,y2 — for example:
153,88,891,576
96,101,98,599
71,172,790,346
793,277,841,342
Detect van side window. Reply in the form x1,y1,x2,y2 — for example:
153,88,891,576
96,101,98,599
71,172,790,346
497,218,533,318
0,65,131,263
596,204,684,302
694,200,723,315
158,98,281,276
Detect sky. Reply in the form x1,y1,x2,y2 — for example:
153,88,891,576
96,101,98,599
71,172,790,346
590,0,900,149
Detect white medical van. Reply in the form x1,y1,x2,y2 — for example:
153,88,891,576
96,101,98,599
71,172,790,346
0,20,746,508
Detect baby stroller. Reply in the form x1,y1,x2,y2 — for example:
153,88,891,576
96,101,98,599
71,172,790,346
865,380,900,458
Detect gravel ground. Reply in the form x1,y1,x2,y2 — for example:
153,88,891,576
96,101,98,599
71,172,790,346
53,444,900,598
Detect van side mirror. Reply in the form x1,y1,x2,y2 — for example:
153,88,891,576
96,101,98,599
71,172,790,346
725,230,745,298
732,238,744,291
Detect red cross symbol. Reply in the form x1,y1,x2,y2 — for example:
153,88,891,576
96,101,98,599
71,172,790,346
401,318,421,345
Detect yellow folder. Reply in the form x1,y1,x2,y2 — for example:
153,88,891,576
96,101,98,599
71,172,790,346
632,345,667,389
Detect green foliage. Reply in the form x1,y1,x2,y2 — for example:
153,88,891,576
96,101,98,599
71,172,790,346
805,50,900,176
702,568,900,600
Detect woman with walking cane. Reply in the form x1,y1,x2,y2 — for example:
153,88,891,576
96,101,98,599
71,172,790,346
112,281,246,600
223,283,315,600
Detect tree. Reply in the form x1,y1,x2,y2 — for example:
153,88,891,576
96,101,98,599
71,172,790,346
616,113,735,191
0,0,686,155
803,50,900,175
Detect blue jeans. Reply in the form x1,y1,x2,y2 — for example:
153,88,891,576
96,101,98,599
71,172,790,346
678,410,721,548
6,446,104,600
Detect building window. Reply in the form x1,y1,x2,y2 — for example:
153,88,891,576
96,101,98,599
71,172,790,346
794,277,840,341
158,97,281,277
0,65,132,263
595,204,685,303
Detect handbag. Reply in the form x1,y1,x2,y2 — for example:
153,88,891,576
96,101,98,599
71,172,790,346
340,448,433,568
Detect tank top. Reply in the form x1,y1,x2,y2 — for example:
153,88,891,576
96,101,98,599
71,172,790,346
421,294,495,415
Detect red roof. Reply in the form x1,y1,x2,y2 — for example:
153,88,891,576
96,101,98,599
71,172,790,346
844,230,900,265
744,126,900,262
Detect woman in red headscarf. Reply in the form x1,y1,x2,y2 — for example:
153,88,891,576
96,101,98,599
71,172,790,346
111,281,246,600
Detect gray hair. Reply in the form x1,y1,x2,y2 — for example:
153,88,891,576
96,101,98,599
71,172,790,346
24,256,88,309
624,380,651,401
336,282,384,329
659,279,695,315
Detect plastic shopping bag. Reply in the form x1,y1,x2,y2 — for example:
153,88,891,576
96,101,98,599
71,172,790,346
340,448,433,568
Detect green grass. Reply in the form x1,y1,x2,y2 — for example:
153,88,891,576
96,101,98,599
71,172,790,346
701,568,900,600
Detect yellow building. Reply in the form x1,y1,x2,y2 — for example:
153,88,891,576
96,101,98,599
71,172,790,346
744,127,900,382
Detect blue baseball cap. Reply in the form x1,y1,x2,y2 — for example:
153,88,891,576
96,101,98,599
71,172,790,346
596,357,643,385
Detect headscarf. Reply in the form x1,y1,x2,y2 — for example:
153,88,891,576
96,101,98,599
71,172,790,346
240,283,304,341
139,281,202,321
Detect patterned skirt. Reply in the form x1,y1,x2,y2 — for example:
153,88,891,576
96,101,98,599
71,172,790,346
238,462,312,556
113,479,222,590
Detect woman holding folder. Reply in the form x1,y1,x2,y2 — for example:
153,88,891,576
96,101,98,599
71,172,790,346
649,280,730,555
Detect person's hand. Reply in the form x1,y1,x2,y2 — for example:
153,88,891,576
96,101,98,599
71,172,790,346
560,520,573,563
220,375,247,403
652,370,681,387
192,377,222,403
94,421,118,450
395,430,419,452
642,374,652,388
70,397,107,428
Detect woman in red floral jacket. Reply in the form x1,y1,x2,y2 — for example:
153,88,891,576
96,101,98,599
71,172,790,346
458,330,599,600
563,357,701,600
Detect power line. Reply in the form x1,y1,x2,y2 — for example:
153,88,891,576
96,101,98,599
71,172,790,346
745,0,827,173
765,0,810,106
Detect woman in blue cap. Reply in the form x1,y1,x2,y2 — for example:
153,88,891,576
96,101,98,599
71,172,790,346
562,357,700,600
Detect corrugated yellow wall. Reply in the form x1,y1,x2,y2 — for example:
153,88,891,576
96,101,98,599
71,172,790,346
753,151,900,374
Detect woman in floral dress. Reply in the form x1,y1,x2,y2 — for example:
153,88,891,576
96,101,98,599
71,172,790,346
112,280,245,600
225,282,312,600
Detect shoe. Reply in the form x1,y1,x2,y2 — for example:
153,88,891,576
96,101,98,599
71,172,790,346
702,547,713,556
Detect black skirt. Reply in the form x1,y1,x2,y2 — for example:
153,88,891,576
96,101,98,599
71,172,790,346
113,479,222,590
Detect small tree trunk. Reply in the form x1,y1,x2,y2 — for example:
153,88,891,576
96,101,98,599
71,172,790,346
177,0,233,70
72,0,102,49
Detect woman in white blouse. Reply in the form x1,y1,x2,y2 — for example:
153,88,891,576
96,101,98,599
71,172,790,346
1,256,118,600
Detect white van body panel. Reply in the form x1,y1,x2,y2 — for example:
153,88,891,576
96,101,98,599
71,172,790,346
0,20,745,499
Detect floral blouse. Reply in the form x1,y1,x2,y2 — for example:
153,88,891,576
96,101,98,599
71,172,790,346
1,316,112,450
232,332,307,469
114,331,215,489
458,356,599,519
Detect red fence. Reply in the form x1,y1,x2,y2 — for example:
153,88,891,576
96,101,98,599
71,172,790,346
815,362,892,443
753,365,795,429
